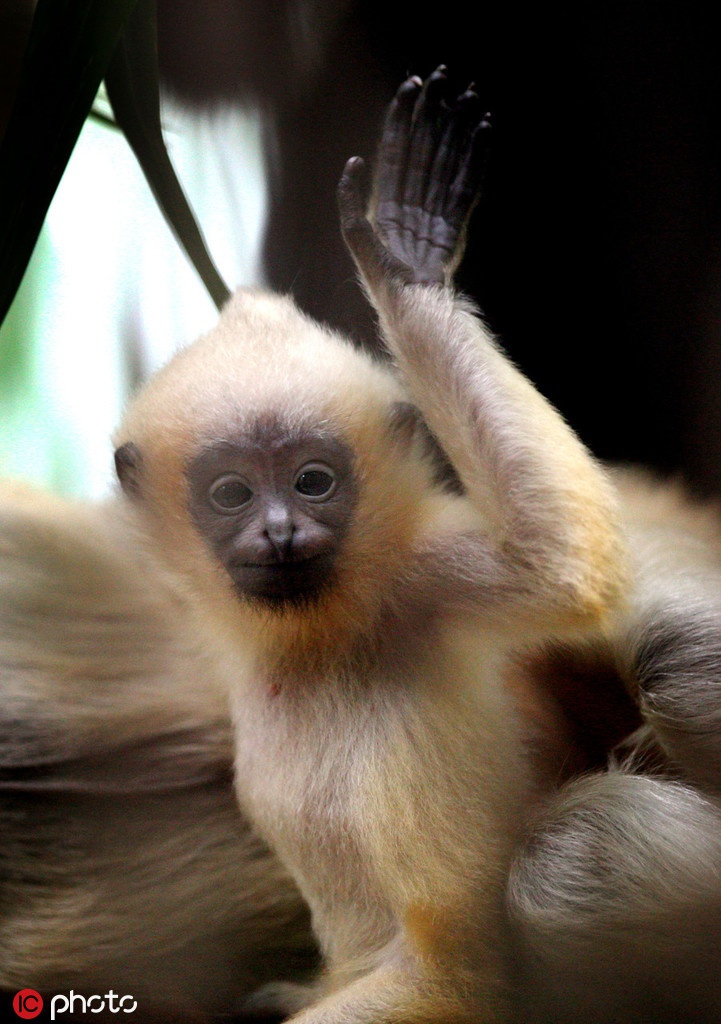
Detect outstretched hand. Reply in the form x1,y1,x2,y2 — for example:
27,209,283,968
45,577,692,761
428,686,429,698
338,67,491,287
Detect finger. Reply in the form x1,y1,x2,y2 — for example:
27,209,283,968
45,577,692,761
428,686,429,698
427,87,483,219
376,77,421,210
337,155,370,231
445,111,492,234
338,156,407,286
404,66,448,212
412,80,478,267
375,75,422,258
396,66,447,267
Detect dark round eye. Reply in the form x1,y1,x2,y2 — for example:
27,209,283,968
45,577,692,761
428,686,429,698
209,475,253,513
294,464,336,501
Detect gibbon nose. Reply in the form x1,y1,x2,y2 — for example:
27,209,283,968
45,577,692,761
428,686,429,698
264,508,295,560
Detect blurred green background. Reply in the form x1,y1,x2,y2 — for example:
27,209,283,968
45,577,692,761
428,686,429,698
0,88,267,497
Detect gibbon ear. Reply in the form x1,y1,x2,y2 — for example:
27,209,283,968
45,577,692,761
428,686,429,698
114,442,143,499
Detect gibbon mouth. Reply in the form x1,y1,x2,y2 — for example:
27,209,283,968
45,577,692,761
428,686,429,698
239,553,324,569
228,553,334,602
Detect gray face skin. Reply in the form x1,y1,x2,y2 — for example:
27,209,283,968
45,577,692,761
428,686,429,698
187,423,358,608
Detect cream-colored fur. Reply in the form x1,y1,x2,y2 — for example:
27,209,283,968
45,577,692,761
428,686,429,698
0,481,315,1016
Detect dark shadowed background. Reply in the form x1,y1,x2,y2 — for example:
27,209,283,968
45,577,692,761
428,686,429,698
4,0,721,492
158,0,721,491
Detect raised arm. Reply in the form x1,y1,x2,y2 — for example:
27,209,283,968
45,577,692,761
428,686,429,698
338,70,626,635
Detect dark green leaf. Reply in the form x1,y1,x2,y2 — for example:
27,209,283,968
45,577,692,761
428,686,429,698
104,0,231,311
0,0,141,330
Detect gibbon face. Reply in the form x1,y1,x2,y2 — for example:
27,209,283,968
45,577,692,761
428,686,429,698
186,417,358,608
